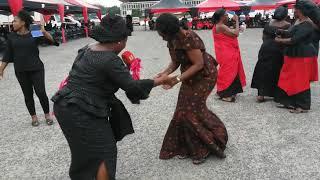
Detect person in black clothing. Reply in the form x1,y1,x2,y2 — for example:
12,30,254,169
149,19,155,30
275,0,318,113
52,15,173,180
0,10,58,126
126,15,133,36
251,6,291,102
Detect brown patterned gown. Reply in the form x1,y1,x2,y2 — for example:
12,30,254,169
159,31,228,161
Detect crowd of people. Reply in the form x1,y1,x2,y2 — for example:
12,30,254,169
0,0,319,179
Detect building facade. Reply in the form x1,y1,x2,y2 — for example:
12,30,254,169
120,0,205,17
120,0,252,17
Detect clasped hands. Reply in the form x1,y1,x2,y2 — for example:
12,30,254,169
153,72,180,90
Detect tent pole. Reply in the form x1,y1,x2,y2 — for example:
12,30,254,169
8,15,11,32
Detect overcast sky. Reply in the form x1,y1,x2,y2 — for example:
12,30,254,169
85,0,122,7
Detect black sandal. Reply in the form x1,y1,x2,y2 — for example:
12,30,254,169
290,108,308,114
45,118,54,125
177,155,189,159
220,97,236,103
31,120,40,127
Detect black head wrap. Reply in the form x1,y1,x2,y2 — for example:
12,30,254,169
212,8,226,24
91,15,130,43
155,13,180,37
295,0,320,24
273,6,288,20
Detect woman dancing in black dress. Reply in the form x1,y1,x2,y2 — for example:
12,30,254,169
251,6,291,102
52,15,172,180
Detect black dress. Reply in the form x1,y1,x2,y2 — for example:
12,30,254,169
277,21,318,110
52,46,154,180
251,23,290,97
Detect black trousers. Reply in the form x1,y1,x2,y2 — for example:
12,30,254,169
15,69,50,116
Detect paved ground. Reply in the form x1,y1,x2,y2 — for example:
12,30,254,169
0,28,320,180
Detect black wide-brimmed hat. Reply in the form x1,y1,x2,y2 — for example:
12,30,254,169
91,15,131,43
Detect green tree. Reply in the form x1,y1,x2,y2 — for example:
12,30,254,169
131,9,142,17
107,6,121,16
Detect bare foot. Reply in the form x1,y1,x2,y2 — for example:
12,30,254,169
256,96,265,103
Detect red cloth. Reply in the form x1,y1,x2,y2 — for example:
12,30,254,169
187,21,192,28
197,22,204,29
43,15,51,23
212,26,246,92
96,10,102,20
278,56,318,96
8,0,23,16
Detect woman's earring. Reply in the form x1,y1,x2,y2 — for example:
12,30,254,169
118,42,121,44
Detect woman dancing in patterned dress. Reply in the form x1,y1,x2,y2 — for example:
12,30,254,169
155,13,228,165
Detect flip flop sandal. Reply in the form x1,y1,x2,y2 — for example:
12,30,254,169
46,118,54,126
31,120,40,127
290,108,308,114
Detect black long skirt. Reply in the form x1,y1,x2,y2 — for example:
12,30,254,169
217,75,243,98
275,89,311,110
54,99,117,180
251,40,284,97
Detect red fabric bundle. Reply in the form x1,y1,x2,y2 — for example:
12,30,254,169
121,51,142,80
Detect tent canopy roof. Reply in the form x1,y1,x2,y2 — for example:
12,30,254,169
197,0,241,12
246,0,277,10
65,0,99,9
149,0,190,13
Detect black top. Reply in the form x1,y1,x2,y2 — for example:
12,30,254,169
3,32,46,72
284,21,317,57
51,46,154,118
263,23,290,41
